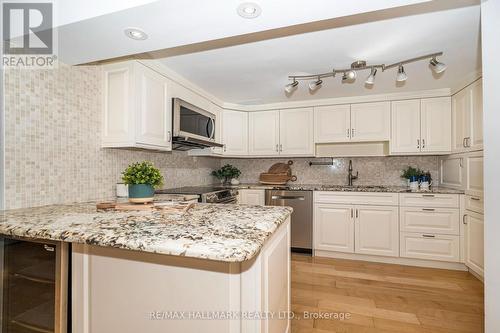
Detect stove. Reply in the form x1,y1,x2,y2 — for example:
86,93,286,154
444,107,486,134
155,186,239,204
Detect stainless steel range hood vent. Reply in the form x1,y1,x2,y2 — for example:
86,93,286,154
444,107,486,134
172,136,224,151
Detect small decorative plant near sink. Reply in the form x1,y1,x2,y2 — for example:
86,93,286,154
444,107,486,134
401,166,432,191
211,164,241,185
122,161,164,203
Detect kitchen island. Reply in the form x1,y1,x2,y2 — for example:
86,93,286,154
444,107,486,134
0,203,292,333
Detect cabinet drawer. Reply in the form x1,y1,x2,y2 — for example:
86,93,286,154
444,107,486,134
400,207,460,235
400,193,459,208
314,192,398,206
400,232,460,262
465,195,483,214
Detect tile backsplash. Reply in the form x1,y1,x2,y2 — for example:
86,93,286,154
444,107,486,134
221,156,439,186
4,64,218,209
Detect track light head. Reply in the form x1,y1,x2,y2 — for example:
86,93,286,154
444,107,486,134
429,57,447,74
342,70,356,83
365,67,377,85
308,78,323,92
396,65,408,82
284,80,299,93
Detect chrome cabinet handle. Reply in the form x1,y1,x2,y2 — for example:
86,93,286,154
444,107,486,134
459,158,463,168
422,194,435,197
351,208,353,218
463,214,468,224
417,139,420,149
223,144,227,152
167,131,171,143
422,208,435,211
44,244,55,252
275,144,279,152
422,139,426,148
463,137,467,148
356,209,359,218
347,129,350,138
470,197,480,201
279,144,283,152
351,128,355,138
422,234,435,238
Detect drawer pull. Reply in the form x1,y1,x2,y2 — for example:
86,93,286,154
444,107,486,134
463,214,468,225
422,194,435,198
470,197,481,201
422,208,435,211
422,234,435,238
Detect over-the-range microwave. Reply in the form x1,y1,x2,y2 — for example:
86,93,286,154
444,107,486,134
172,98,223,150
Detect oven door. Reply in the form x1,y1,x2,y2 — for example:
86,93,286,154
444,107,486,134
173,98,215,142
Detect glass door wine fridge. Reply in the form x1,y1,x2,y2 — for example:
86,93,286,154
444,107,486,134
0,237,68,333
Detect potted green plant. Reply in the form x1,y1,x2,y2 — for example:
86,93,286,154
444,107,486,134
122,161,163,203
401,166,424,190
211,164,241,185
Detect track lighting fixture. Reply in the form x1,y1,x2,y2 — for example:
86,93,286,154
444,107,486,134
308,78,323,92
284,79,298,93
365,67,377,85
285,51,444,91
429,57,447,73
396,64,408,82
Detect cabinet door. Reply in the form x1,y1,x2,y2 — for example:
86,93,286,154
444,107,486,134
222,110,248,155
350,102,390,142
452,88,468,152
400,232,460,262
400,207,460,235
439,155,465,189
465,153,483,197
420,97,451,153
390,100,421,154
314,204,354,253
136,64,171,149
464,211,484,277
354,206,399,257
238,189,265,205
248,111,279,156
470,79,483,150
314,105,350,143
279,108,314,156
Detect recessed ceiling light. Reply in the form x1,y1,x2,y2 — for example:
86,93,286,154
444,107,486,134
124,28,148,40
237,2,261,19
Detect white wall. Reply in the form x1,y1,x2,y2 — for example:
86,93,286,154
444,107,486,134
481,0,500,332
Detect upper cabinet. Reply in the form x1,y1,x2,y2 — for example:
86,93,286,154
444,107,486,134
221,110,248,156
279,108,314,156
102,61,172,151
390,97,451,155
246,107,314,157
452,79,483,152
314,102,390,143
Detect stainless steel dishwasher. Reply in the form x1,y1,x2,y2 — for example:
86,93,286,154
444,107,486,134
265,189,312,254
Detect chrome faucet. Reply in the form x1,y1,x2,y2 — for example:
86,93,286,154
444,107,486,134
347,160,358,186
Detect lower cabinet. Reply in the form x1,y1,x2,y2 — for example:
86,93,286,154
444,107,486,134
400,232,460,262
464,210,484,277
314,203,398,257
238,189,265,205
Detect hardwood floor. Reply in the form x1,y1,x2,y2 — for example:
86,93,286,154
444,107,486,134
291,254,484,333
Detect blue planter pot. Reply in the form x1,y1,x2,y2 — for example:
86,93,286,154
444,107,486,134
128,184,154,203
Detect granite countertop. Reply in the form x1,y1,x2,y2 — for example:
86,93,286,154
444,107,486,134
0,203,292,263
229,183,464,194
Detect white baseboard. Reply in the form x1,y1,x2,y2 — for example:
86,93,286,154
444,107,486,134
314,250,468,271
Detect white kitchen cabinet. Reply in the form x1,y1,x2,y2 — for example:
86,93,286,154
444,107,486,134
420,97,452,152
350,102,390,141
102,61,172,151
390,98,451,155
314,204,354,253
238,189,266,205
464,210,484,277
400,207,460,235
314,102,389,144
452,79,483,152
248,111,280,156
390,100,421,154
354,206,399,257
279,108,314,156
400,232,460,262
314,105,350,143
221,110,248,156
465,152,483,197
439,155,465,189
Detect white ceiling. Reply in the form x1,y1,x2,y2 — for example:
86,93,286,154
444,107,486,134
159,5,481,104
57,0,432,65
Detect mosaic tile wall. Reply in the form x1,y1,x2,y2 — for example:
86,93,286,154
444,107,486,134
4,64,219,209
221,156,439,186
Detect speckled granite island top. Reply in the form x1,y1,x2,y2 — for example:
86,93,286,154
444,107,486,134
0,203,292,263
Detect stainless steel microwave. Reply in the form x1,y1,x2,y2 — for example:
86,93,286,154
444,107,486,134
172,98,223,150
